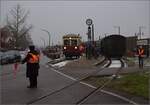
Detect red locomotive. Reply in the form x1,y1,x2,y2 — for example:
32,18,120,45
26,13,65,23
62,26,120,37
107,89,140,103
63,34,85,58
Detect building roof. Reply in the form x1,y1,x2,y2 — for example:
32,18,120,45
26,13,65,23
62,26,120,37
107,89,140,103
63,34,81,39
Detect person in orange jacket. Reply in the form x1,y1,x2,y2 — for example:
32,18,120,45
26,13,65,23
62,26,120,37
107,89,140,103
138,46,144,68
22,45,40,88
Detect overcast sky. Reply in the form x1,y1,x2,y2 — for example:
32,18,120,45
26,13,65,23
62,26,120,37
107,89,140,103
1,0,150,47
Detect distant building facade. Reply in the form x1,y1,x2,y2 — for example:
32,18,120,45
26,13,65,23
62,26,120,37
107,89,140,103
125,36,150,57
126,36,138,57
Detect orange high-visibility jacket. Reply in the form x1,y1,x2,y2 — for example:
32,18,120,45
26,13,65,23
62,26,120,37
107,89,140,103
138,48,144,56
28,53,40,63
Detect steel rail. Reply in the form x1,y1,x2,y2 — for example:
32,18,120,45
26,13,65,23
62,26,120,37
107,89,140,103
26,58,111,105
76,59,124,105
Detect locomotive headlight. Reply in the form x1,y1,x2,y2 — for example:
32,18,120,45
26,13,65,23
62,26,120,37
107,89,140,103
75,46,78,49
64,47,67,49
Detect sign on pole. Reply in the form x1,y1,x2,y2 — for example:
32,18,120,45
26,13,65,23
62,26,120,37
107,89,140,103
137,40,148,45
86,19,93,26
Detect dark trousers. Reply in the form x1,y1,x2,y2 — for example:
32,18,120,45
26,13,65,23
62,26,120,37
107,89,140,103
29,76,37,87
139,56,144,68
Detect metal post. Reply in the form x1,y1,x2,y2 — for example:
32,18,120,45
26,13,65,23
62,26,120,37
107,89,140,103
92,24,94,44
118,26,120,35
86,19,93,59
88,26,92,59
138,26,146,39
41,29,51,47
139,26,141,39
104,33,107,37
92,24,95,58
114,26,120,35
88,26,91,42
40,37,46,48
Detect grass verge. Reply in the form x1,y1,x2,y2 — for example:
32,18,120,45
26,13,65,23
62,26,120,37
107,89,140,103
83,70,150,99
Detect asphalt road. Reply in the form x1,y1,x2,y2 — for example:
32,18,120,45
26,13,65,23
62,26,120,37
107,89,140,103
0,54,137,105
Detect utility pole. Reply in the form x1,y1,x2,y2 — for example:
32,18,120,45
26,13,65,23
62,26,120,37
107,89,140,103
99,36,101,40
104,33,109,37
41,29,51,47
104,33,107,37
114,26,120,35
138,26,145,39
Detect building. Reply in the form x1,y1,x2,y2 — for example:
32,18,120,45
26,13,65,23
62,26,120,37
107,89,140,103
126,36,138,57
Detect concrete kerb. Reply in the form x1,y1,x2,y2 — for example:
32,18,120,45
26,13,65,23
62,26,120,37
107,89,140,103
75,56,106,68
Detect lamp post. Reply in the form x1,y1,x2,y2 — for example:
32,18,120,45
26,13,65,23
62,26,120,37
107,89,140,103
40,37,46,48
41,29,51,47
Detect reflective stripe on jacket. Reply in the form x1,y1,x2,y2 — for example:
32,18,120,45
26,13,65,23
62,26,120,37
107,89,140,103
138,48,144,56
28,53,40,63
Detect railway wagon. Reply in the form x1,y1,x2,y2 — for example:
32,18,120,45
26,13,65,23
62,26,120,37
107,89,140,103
63,34,85,58
101,34,126,58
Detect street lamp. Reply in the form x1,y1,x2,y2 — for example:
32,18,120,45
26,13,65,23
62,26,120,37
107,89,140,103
41,29,51,47
40,37,46,48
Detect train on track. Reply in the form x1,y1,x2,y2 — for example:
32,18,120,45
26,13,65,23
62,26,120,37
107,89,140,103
100,34,126,59
62,34,85,58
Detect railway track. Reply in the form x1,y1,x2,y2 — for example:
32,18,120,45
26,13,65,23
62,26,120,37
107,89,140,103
2,57,127,104
0,57,74,78
26,59,120,105
76,59,124,105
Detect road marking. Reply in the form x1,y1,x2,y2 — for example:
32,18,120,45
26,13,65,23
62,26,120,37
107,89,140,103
49,65,139,105
80,82,96,89
51,68,77,81
100,90,139,105
52,61,69,68
79,81,139,105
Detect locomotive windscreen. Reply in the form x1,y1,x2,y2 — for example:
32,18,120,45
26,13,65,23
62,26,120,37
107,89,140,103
71,40,77,46
64,40,70,46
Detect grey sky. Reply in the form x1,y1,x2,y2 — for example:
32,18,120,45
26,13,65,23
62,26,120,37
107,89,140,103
1,0,150,47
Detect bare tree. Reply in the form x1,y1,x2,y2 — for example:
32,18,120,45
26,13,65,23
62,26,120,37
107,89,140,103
7,4,32,48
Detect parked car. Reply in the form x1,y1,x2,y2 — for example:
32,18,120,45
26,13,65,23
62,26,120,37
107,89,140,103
19,51,27,60
0,50,21,65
